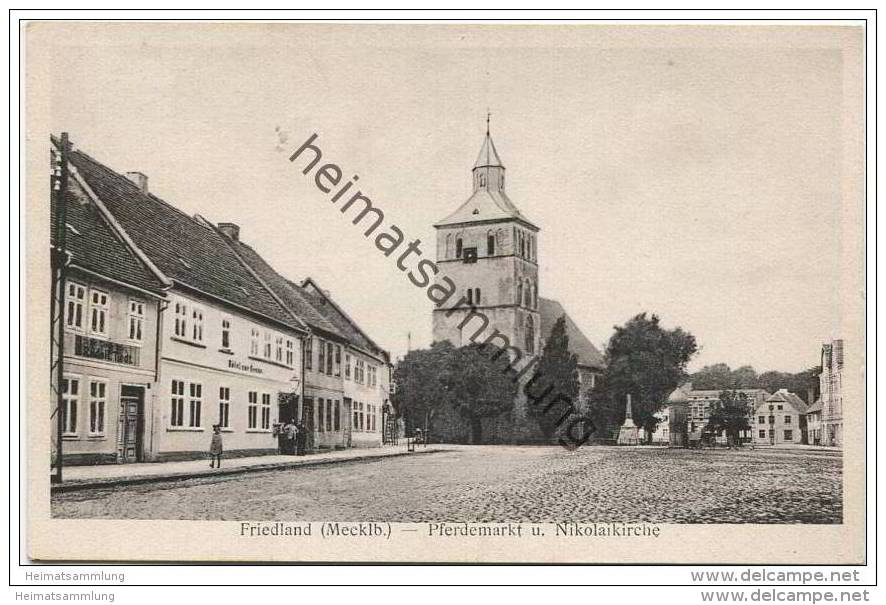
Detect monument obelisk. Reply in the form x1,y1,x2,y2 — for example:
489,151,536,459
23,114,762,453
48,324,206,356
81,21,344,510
617,394,641,445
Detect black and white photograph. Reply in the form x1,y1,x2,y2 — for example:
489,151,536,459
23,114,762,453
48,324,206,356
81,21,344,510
20,18,868,568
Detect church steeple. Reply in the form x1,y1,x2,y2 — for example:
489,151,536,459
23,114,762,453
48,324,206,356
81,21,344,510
473,114,505,193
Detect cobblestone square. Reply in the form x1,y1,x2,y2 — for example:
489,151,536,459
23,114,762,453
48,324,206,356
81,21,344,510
51,445,842,523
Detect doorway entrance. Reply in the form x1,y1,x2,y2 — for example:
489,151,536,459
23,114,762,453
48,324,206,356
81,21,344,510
118,385,144,463
302,397,315,452
343,397,352,448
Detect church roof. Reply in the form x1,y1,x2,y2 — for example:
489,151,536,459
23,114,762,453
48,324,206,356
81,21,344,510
474,133,503,168
538,297,605,369
434,188,535,229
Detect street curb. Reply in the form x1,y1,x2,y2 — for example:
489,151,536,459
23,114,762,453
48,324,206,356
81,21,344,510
51,448,442,494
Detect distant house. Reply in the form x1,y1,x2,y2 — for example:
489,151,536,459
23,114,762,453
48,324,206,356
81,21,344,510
659,383,770,446
753,389,809,445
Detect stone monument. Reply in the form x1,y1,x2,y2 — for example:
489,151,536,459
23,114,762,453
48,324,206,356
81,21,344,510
617,394,641,446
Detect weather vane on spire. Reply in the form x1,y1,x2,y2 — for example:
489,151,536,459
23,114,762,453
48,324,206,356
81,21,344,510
486,110,491,136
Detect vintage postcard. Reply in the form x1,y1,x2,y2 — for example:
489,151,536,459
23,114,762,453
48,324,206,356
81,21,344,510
23,21,866,564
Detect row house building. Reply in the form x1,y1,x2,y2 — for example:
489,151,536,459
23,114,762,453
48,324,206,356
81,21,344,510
222,232,391,452
653,384,770,446
53,138,390,464
752,389,809,446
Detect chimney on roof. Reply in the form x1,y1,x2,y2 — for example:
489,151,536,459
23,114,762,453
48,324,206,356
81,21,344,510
807,387,816,406
125,171,149,194
218,223,240,241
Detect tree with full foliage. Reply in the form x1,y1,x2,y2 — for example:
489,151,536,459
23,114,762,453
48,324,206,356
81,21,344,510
527,316,580,439
391,340,457,441
705,390,752,447
597,313,698,443
690,363,821,401
392,340,519,444
444,343,519,443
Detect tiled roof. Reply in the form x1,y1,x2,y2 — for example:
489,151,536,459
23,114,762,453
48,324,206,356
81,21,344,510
220,232,389,363
765,389,809,414
51,151,167,296
538,297,605,369
66,145,302,331
299,278,390,363
221,236,342,340
667,385,771,403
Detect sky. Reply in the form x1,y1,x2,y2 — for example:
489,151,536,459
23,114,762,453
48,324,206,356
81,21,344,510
38,23,863,372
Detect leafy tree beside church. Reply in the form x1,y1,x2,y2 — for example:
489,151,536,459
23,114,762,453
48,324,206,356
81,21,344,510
392,341,517,444
527,316,580,439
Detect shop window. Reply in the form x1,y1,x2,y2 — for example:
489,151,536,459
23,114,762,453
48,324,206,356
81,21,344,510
318,398,325,432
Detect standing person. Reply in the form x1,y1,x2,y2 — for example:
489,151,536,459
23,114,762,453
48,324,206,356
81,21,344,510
209,424,223,468
286,419,298,455
296,421,307,456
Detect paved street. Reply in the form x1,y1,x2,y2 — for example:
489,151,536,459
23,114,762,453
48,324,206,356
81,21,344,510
51,445,842,523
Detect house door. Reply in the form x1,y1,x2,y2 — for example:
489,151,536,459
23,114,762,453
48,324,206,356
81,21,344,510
343,398,352,448
301,397,315,452
118,385,144,463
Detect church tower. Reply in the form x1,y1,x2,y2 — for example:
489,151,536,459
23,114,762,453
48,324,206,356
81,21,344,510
432,123,541,361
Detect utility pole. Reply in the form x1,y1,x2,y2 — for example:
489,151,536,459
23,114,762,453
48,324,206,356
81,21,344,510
50,133,70,483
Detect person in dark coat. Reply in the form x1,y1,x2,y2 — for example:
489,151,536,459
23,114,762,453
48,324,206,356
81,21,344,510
209,424,223,468
295,421,307,456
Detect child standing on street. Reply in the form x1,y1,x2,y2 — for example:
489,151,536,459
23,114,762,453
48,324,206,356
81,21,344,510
209,424,223,468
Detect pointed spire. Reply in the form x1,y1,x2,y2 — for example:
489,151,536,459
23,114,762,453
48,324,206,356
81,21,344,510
474,127,503,169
